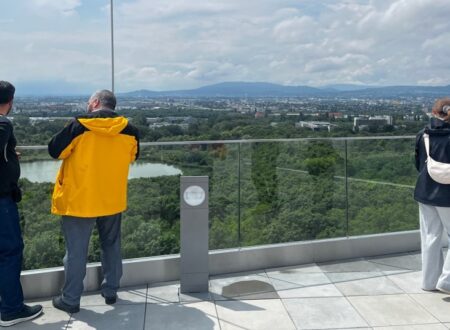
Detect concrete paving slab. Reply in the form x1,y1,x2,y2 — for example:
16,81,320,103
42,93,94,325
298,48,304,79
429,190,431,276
367,253,422,271
8,307,70,330
387,271,425,293
210,272,278,300
20,251,450,330
67,304,146,330
147,281,180,303
278,283,343,298
318,258,382,272
81,285,147,306
145,302,220,330
374,324,448,330
283,297,368,329
266,269,331,291
410,293,450,322
335,276,404,296
179,291,212,303
348,294,438,327
216,299,295,330
325,271,385,283
265,263,323,274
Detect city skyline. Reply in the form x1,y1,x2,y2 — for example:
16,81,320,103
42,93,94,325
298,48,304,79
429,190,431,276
1,0,450,94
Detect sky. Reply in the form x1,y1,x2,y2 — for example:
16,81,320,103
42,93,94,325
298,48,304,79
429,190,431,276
0,0,449,94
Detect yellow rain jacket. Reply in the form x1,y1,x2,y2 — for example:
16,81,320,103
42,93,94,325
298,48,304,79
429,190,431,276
48,110,139,217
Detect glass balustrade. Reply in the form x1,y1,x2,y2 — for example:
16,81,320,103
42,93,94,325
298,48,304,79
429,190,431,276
17,136,419,271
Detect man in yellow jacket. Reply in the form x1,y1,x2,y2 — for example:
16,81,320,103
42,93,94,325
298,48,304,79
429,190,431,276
48,90,139,313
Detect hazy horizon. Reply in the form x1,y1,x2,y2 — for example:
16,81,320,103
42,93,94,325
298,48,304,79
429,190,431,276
10,80,449,97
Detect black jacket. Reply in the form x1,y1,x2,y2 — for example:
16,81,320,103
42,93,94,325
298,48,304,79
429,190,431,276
414,117,450,206
0,115,20,198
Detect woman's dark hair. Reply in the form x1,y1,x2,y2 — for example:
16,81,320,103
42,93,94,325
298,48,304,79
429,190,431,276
0,81,15,105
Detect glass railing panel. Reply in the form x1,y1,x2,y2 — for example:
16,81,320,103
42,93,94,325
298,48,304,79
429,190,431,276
17,141,240,270
346,138,418,235
18,148,63,271
122,142,240,260
198,143,240,250
17,136,421,271
239,140,347,247
121,144,182,259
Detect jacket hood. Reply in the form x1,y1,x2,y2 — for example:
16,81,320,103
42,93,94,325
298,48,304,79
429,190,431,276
425,117,450,136
78,116,128,136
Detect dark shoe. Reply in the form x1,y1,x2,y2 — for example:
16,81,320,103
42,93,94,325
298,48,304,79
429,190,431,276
0,304,43,327
52,296,80,314
101,293,117,305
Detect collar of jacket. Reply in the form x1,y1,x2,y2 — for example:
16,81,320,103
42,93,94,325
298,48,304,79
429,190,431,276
425,117,450,136
77,109,118,119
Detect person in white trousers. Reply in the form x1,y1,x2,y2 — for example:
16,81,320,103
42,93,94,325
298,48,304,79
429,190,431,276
414,97,450,293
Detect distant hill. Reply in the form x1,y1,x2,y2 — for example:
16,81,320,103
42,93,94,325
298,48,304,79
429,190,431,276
121,82,325,98
321,84,376,92
347,85,450,97
191,82,323,97
120,81,450,98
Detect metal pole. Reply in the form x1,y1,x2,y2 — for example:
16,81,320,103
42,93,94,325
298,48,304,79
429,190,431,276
238,143,241,247
110,0,115,93
345,140,349,237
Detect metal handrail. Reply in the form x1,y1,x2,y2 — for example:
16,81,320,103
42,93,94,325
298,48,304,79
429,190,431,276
17,135,416,150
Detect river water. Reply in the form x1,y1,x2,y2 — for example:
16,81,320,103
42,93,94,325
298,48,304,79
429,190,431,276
20,161,182,183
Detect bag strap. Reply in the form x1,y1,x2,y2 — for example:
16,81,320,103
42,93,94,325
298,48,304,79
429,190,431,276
423,133,431,157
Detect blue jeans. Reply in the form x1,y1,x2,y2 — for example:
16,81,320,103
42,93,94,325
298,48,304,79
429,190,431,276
61,213,123,306
0,197,24,315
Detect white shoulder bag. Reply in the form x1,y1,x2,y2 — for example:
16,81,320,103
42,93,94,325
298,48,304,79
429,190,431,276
423,133,450,184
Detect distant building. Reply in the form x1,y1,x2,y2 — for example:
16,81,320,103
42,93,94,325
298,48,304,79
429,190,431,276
148,122,189,130
403,115,421,121
28,117,71,125
353,115,393,131
147,116,195,130
328,112,343,119
255,111,265,119
296,121,335,132
146,117,160,124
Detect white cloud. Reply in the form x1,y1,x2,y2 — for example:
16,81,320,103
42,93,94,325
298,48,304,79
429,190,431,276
32,0,82,16
112,0,450,89
1,0,450,92
273,16,319,44
418,77,448,86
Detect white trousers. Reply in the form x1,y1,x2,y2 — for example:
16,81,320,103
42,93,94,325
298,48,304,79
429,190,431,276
419,203,450,291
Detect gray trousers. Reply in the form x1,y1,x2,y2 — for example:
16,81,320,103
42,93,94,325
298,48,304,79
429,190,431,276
61,213,123,306
419,203,450,291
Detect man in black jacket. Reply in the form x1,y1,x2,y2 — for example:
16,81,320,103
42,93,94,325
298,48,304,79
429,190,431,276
0,81,42,327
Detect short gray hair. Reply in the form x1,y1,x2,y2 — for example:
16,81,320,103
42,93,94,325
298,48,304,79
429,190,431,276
90,90,117,110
